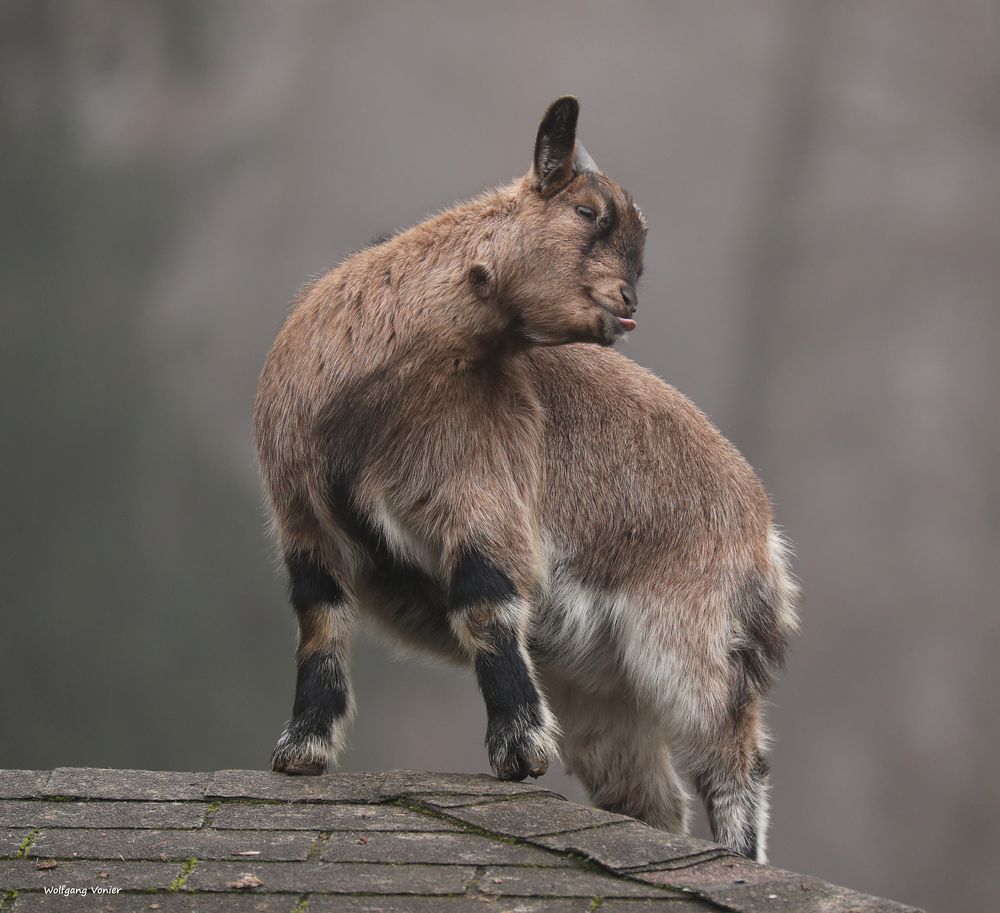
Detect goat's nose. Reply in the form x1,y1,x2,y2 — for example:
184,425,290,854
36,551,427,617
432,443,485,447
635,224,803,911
620,284,637,314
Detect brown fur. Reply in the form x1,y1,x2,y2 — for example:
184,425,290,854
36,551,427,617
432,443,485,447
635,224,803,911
254,97,797,861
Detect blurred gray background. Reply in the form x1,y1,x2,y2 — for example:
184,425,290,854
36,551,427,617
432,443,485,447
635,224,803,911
2,3,998,911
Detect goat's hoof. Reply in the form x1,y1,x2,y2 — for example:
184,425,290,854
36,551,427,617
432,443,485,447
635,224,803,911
495,749,549,782
271,727,330,776
273,756,326,776
488,715,557,781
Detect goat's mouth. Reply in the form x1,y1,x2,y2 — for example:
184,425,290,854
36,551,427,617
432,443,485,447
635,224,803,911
584,287,636,334
589,295,637,334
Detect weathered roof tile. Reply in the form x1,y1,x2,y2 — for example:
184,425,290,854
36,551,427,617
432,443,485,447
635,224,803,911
536,820,723,872
320,828,567,866
27,827,315,862
211,802,461,832
0,799,207,830
44,768,209,802
186,860,476,895
437,794,632,837
0,771,50,800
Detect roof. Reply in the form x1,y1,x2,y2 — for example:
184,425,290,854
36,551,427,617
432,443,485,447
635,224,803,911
0,768,922,912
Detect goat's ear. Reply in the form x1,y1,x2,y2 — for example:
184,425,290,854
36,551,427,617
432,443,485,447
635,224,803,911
532,96,579,195
468,262,495,300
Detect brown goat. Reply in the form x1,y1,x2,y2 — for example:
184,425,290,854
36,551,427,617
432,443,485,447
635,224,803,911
254,97,798,862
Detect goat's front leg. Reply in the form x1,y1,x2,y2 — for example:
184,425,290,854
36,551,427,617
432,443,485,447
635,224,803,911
272,549,357,775
447,546,558,780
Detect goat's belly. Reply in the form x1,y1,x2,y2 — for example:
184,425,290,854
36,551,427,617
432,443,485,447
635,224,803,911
325,493,466,661
529,570,626,696
352,563,467,663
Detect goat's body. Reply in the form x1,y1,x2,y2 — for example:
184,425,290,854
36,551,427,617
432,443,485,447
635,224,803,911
255,98,796,863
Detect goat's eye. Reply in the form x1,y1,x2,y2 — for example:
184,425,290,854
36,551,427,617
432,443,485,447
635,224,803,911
575,205,596,221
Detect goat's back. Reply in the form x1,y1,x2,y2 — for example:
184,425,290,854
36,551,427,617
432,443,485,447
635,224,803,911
528,345,774,586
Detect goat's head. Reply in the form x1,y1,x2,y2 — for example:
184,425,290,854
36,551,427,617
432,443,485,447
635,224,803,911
485,97,647,347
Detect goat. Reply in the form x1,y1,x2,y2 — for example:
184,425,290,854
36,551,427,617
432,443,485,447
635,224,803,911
253,96,798,862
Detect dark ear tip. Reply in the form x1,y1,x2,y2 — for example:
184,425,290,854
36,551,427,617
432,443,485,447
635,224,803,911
545,95,579,119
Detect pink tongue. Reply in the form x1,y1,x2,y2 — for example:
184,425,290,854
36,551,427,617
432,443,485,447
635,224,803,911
618,317,637,331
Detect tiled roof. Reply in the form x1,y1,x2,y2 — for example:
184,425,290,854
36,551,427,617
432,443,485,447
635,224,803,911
0,769,922,912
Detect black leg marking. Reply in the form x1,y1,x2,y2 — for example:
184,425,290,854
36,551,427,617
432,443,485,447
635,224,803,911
475,626,548,781
475,625,543,725
287,550,344,612
292,652,349,729
448,547,518,610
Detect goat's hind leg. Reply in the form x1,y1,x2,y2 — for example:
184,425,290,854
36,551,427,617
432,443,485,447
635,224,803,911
554,688,691,833
685,559,792,863
688,698,771,863
272,549,358,775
